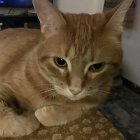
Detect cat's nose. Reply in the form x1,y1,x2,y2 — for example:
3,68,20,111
69,88,82,95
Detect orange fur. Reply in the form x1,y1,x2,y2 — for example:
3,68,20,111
0,0,133,137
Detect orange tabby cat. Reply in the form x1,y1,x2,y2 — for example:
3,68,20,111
0,0,132,137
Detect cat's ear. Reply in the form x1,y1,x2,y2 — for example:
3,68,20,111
104,0,133,34
32,0,66,36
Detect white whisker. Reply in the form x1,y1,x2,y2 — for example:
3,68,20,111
90,89,111,96
40,89,56,93
98,90,111,94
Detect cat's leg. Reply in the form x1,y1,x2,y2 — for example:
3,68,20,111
0,94,40,137
35,99,95,126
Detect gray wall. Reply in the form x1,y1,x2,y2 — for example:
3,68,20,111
122,1,140,86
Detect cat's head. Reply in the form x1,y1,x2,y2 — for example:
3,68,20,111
33,0,133,101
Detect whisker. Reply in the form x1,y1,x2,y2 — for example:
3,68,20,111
91,90,111,96
25,88,56,101
98,90,111,94
40,89,56,93
43,91,59,99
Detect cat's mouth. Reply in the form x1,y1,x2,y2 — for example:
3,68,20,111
54,87,98,101
54,86,84,100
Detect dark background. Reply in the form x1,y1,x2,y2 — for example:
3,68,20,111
0,0,53,8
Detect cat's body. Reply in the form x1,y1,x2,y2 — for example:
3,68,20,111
0,0,133,137
0,28,109,137
0,29,44,109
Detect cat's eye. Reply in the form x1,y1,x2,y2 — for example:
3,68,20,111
89,63,105,72
54,57,67,68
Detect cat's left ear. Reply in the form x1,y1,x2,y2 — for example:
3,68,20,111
104,0,133,34
32,0,66,37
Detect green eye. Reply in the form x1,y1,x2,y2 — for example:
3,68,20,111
89,63,105,72
54,57,67,68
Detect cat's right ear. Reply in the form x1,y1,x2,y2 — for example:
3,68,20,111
32,0,66,37
104,0,133,35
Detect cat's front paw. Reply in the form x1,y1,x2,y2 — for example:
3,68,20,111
35,106,68,127
0,112,40,137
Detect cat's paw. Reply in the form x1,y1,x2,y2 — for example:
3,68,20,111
0,112,40,137
35,106,68,127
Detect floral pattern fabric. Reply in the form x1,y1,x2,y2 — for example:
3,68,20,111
2,109,125,140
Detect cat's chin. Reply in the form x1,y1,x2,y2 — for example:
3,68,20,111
67,96,84,101
57,91,86,101
65,94,89,101
56,90,87,101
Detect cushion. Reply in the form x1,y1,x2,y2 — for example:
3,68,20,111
2,109,125,140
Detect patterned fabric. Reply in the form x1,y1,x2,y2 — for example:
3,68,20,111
2,109,125,140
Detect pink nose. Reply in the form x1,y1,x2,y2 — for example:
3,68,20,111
69,88,81,95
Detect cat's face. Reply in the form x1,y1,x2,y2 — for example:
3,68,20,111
33,0,132,100
38,16,122,100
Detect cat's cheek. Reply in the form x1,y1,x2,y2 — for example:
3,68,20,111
86,72,96,80
54,87,71,98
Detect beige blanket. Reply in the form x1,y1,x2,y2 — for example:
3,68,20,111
1,109,125,140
